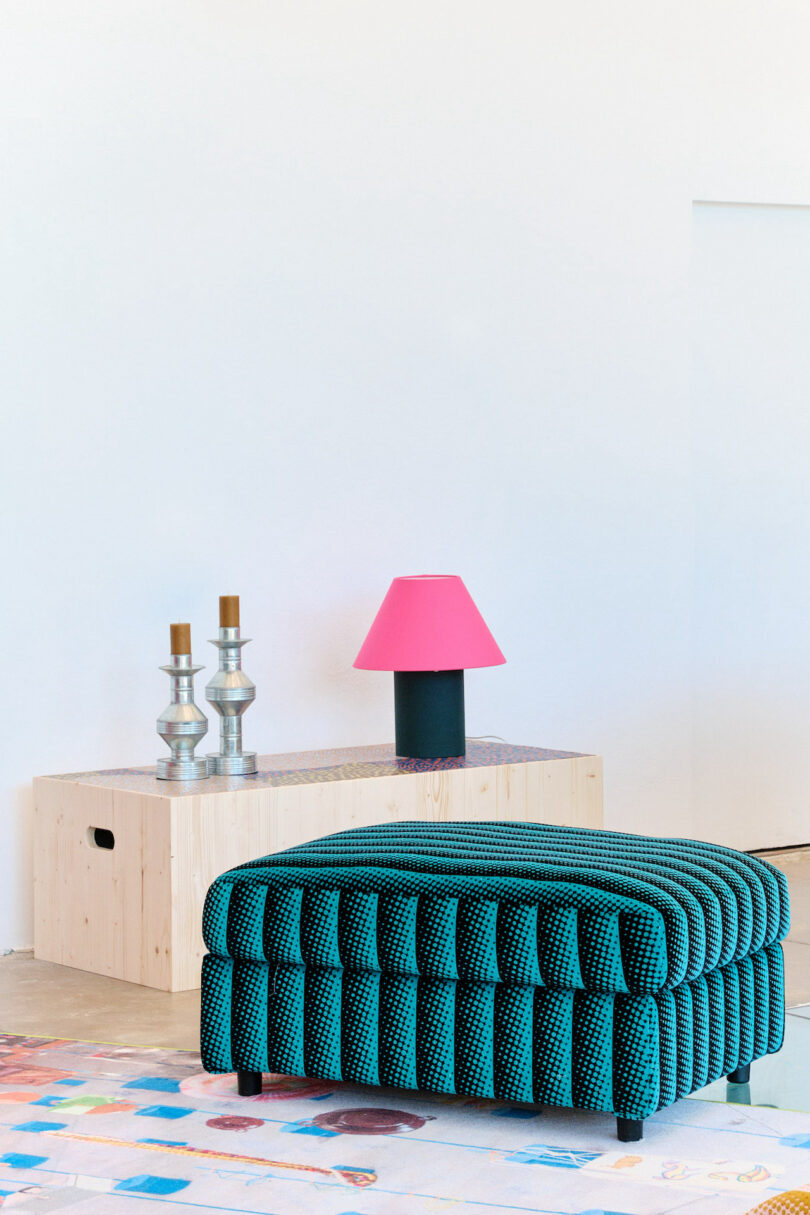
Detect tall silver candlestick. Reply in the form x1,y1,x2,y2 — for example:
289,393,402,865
206,595,257,775
156,623,209,780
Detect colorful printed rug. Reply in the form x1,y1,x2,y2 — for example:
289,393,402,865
2,1032,810,1214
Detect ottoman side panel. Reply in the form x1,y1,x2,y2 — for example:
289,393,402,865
494,985,534,1104
612,994,660,1121
266,965,306,1075
571,991,614,1112
531,988,660,1120
304,966,343,1079
380,974,419,1090
766,943,786,1053
200,954,233,1074
232,960,271,1074
654,941,785,1111
342,971,382,1086
456,983,496,1097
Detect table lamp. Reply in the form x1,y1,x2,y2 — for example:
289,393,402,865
354,575,506,759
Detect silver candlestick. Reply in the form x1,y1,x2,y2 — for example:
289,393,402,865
156,623,209,780
206,595,257,775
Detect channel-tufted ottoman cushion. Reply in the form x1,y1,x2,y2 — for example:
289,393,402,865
200,821,789,1139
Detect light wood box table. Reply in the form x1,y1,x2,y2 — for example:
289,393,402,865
33,741,603,992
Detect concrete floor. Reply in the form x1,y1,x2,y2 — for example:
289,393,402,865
1,846,808,1051
0,950,201,1050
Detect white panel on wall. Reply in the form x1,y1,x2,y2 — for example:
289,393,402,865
693,2,810,206
691,201,810,848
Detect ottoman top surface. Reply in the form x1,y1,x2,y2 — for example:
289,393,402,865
203,821,789,995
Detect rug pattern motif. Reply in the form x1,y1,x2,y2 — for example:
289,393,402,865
1,1035,810,1213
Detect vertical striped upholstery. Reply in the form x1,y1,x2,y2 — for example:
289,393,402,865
200,821,788,1122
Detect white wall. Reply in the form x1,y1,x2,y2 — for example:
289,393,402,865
2,2,809,949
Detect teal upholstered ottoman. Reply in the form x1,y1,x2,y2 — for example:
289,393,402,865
200,821,789,1141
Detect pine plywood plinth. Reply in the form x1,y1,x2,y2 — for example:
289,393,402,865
33,742,603,992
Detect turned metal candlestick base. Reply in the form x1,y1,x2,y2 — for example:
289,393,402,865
206,596,257,776
156,624,209,781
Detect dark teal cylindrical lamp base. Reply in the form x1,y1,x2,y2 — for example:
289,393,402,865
394,670,465,759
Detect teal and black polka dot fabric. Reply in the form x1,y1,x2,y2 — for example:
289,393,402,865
200,821,788,1122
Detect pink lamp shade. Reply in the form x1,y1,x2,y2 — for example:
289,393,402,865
354,575,506,672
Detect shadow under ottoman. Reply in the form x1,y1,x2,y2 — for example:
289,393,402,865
200,821,789,1141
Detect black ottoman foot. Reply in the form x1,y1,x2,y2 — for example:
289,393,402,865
616,1117,643,1142
237,1070,263,1096
728,1063,750,1084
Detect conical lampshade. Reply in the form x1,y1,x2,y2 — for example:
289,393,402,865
354,575,505,672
